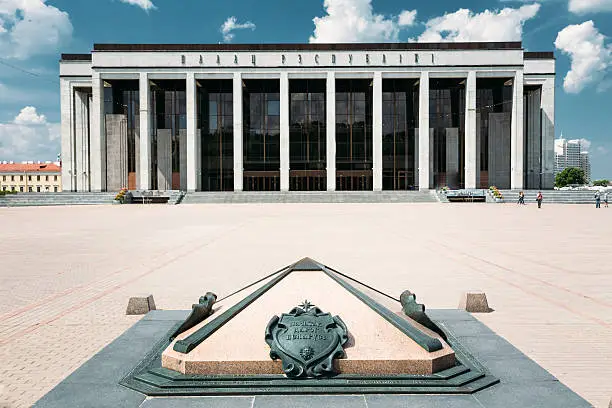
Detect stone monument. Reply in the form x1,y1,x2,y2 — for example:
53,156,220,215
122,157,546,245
122,257,496,394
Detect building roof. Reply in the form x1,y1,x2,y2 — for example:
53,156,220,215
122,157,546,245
61,43,554,61
0,163,61,173
90,42,526,52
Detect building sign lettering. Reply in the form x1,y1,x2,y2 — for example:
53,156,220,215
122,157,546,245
179,52,436,66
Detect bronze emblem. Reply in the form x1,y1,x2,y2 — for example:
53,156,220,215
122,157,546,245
265,300,348,378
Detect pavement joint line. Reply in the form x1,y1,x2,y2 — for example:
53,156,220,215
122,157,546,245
436,240,612,309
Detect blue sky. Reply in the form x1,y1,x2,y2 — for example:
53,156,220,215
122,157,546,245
0,0,611,178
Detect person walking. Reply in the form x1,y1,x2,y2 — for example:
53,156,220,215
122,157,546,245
517,191,525,205
594,191,601,208
537,191,543,209
605,191,609,208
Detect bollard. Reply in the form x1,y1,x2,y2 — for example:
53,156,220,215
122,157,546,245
126,294,156,315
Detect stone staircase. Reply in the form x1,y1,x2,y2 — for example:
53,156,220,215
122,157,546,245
0,192,117,207
498,189,609,204
181,191,439,204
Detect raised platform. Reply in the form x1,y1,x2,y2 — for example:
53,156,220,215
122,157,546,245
181,191,439,204
33,309,591,408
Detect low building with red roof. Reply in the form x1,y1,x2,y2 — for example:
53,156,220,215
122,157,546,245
0,161,62,193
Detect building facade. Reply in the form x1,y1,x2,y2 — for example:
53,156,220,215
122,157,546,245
59,42,555,192
554,138,591,183
0,162,62,192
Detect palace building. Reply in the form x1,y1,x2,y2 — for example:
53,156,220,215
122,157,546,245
59,42,555,193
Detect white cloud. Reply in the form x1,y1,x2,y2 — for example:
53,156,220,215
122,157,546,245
416,4,540,42
309,0,416,43
14,106,47,125
398,10,417,27
555,21,612,93
569,0,612,14
118,0,156,11
0,107,60,161
220,16,256,43
0,0,73,60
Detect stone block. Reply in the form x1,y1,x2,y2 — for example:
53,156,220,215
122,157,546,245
126,294,156,315
458,292,492,313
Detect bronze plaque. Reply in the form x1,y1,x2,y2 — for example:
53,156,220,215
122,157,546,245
265,300,348,378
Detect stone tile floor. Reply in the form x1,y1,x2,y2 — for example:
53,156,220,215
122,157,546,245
0,203,610,407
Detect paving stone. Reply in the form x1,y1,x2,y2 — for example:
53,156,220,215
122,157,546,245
365,394,481,408
473,381,593,408
253,395,366,408
142,310,190,321
32,382,145,408
140,396,254,408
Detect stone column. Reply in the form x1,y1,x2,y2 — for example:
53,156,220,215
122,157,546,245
418,71,430,190
233,72,243,191
540,77,555,189
90,73,104,192
372,72,383,191
74,91,90,192
280,72,290,192
139,72,151,190
465,71,477,189
60,79,73,192
186,73,197,192
511,70,524,189
326,71,336,191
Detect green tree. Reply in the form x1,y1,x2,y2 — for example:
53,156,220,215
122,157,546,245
592,179,609,187
555,167,586,188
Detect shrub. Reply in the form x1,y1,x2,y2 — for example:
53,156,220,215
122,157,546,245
555,167,585,188
593,179,609,187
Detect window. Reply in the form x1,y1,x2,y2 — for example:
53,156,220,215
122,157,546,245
28,186,32,192
19,186,23,192
37,175,40,181
2,175,5,181
54,186,58,192
54,175,58,181
20,175,23,181
45,175,49,181
28,175,32,181
11,175,14,181
36,186,41,192
11,186,15,191
2,186,5,191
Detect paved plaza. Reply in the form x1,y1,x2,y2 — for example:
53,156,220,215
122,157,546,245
0,203,611,407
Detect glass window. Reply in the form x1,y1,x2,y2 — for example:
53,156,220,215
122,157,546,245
20,186,23,192
37,175,40,181
335,79,373,191
242,79,281,191
54,175,58,181
11,175,14,181
199,79,234,192
54,186,58,192
20,175,23,181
